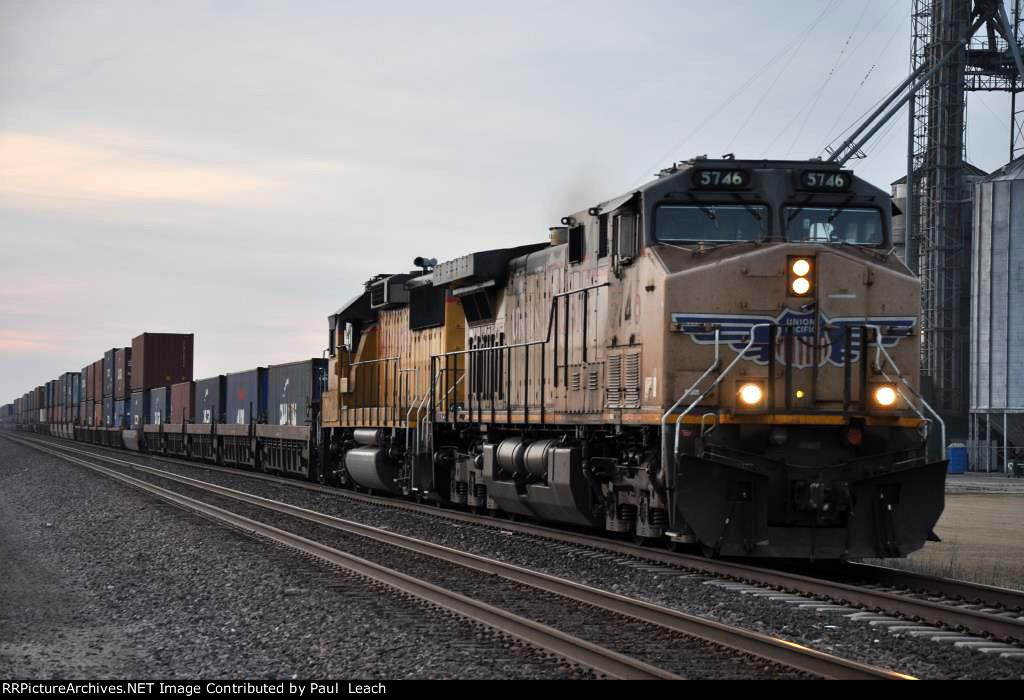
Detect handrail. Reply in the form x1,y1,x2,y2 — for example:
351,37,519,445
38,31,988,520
413,368,444,454
660,329,720,474
865,324,946,460
673,323,771,460
431,282,610,360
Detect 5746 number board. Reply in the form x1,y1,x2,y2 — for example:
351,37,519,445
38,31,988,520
690,169,751,190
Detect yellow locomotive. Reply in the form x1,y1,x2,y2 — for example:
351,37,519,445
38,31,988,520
321,158,945,560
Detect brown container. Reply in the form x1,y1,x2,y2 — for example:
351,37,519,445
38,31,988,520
131,333,194,392
92,359,104,401
170,381,194,423
114,348,132,399
94,402,102,425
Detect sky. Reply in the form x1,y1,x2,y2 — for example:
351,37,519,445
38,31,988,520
0,0,1019,402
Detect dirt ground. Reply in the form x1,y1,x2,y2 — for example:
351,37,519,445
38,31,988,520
870,493,1024,590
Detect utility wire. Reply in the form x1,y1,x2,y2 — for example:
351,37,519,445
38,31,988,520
726,0,839,150
627,0,840,187
784,0,873,157
819,10,906,154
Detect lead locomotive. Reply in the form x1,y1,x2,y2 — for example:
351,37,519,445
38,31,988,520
321,158,946,560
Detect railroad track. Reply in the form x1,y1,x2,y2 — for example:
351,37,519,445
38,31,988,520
13,431,1024,642
2,432,907,680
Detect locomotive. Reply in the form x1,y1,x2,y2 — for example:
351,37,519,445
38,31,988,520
321,157,945,560
5,157,946,561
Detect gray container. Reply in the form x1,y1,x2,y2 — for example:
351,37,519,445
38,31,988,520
267,359,328,426
193,375,226,424
104,396,114,427
80,365,90,407
225,367,268,424
103,348,117,397
130,390,150,428
149,387,170,424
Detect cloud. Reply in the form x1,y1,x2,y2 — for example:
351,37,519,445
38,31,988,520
0,329,66,353
0,131,274,203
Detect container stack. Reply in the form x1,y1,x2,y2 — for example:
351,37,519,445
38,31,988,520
131,333,194,428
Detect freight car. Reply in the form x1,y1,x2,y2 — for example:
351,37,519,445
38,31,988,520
4,158,946,561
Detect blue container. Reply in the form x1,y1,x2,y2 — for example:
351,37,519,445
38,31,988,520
130,390,150,429
225,367,268,425
114,399,131,428
193,375,226,424
948,443,967,474
149,387,170,424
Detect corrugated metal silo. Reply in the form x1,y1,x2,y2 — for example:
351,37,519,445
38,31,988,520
970,157,1024,471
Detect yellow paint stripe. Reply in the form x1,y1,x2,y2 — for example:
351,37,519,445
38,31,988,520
324,410,925,429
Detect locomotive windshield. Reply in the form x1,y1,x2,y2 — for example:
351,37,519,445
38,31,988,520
654,204,769,243
783,207,884,245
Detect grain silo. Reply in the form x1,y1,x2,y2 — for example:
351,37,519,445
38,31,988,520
970,157,1024,472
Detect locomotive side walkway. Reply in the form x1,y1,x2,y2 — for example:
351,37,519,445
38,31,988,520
0,438,587,679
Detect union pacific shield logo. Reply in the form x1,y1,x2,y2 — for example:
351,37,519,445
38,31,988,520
671,309,915,369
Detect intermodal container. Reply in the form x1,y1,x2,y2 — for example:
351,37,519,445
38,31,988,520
103,349,117,397
131,333,194,392
267,359,328,426
81,365,90,405
104,396,114,427
149,387,170,424
114,348,132,400
93,360,104,401
193,375,226,424
130,390,150,428
114,399,130,428
225,367,268,424
170,381,194,423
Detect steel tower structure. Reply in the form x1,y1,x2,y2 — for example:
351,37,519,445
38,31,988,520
906,0,1024,421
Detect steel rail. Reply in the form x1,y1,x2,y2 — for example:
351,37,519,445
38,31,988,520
5,433,910,680
2,433,678,681
13,431,1024,643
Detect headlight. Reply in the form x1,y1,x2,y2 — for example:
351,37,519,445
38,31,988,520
873,385,898,407
738,382,764,406
788,256,814,297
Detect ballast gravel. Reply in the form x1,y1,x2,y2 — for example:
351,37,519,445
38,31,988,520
0,437,594,679
53,438,1024,680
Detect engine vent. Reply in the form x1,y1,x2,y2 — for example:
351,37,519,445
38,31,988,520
605,355,622,408
624,352,640,408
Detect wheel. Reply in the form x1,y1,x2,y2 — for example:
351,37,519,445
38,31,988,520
700,543,719,559
633,534,651,547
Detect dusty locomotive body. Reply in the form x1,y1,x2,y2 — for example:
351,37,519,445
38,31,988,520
321,158,946,560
